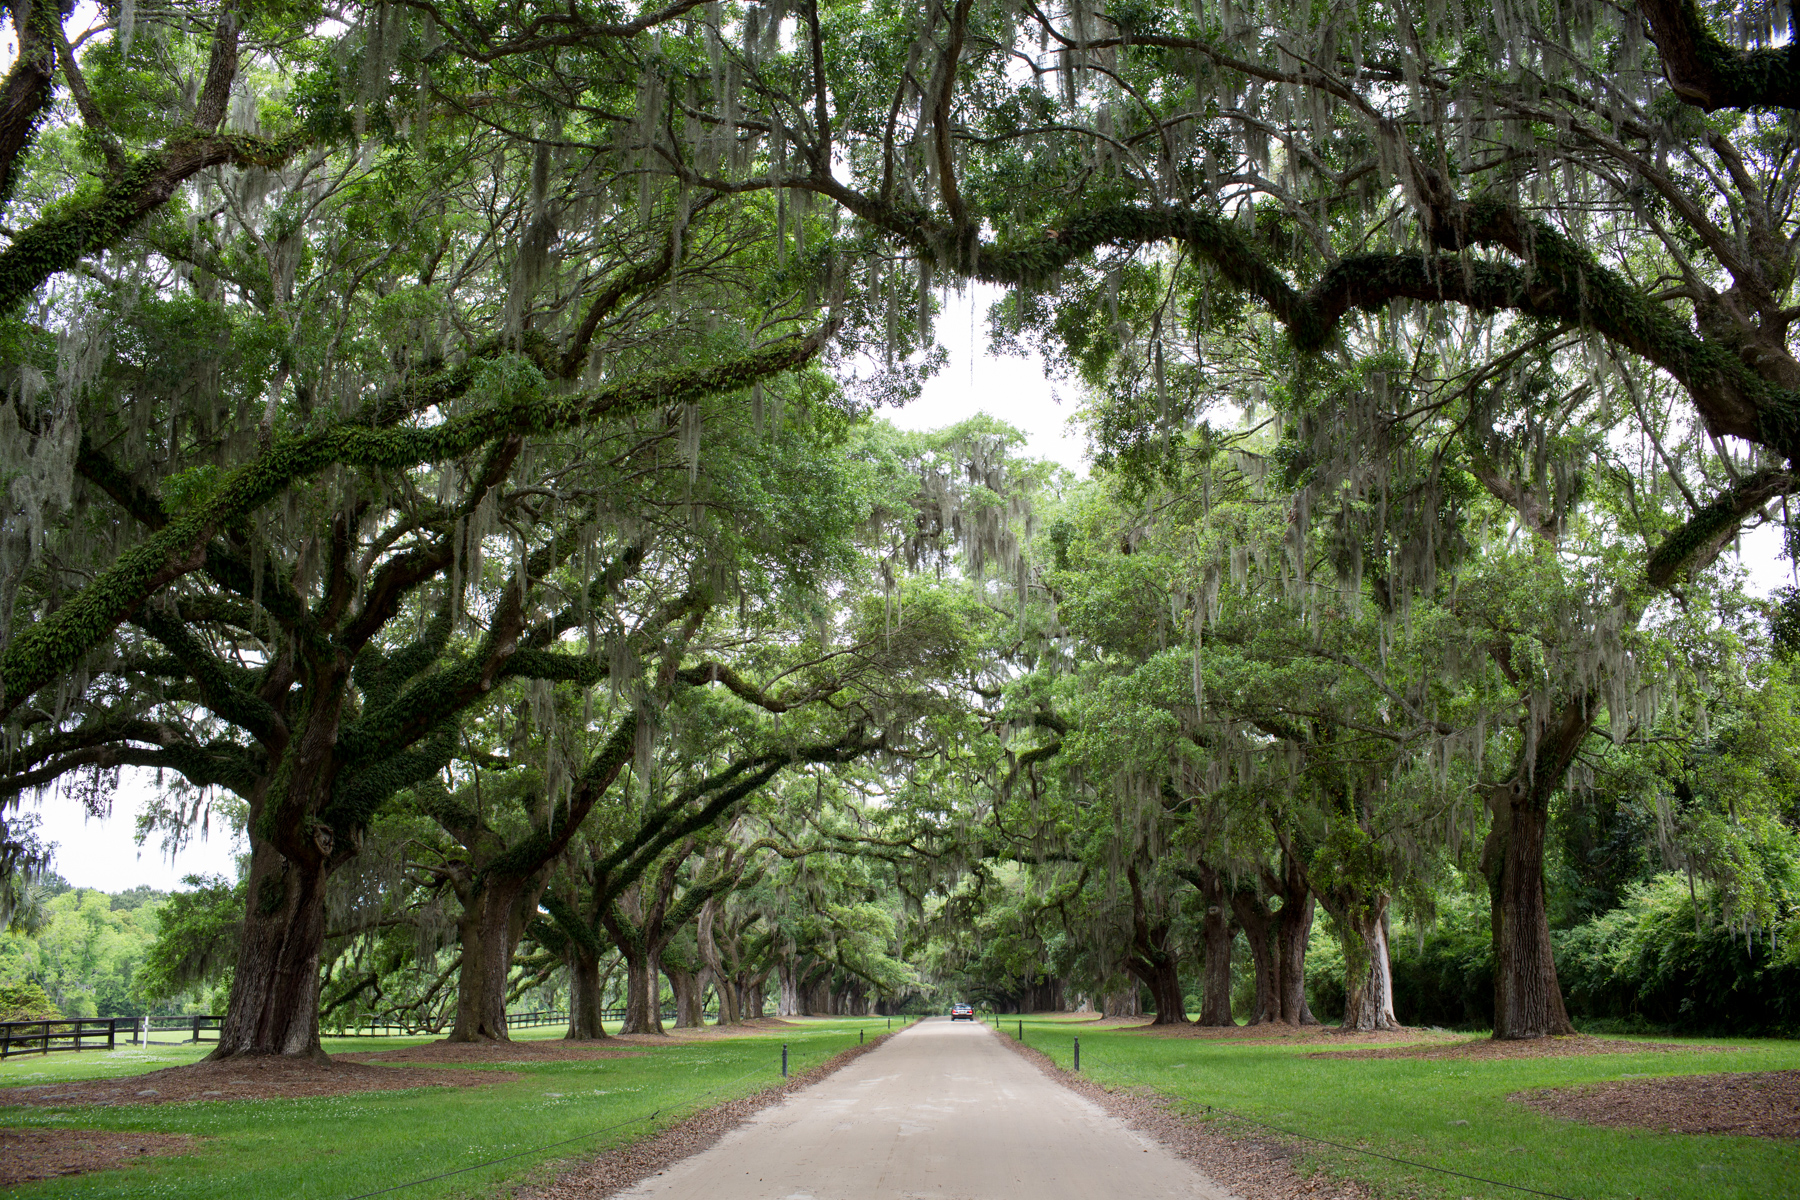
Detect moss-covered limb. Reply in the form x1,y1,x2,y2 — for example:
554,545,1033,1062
337,436,524,656
499,648,606,684
539,892,607,958
522,542,647,649
1646,468,1796,586
324,725,456,833
838,174,1800,455
0,130,308,314
0,735,258,799
0,1,63,207
672,660,837,712
75,437,312,636
129,607,283,744
480,714,641,883
595,732,882,910
1641,0,1800,111
0,325,829,719
2,714,188,775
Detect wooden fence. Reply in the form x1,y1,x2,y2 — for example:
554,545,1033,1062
2,1007,701,1055
0,1015,223,1058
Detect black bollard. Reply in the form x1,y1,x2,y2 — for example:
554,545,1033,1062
782,1043,788,1077
1018,1019,1023,1041
1074,1037,1080,1071
860,1029,865,1044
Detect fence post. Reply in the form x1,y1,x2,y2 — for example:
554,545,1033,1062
781,1044,788,1077
1073,1037,1079,1071
1018,1019,1023,1041
108,1019,115,1051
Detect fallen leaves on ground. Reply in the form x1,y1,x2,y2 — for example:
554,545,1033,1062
0,1127,195,1185
0,1054,519,1106
1514,1069,1800,1139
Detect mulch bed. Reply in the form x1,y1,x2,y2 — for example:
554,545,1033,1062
339,1040,644,1065
1514,1069,1800,1139
521,1023,910,1200
0,1054,519,1107
1310,1035,1725,1061
997,1028,1374,1199
0,1127,196,1186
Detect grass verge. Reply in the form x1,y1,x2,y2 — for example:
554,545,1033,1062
1006,1016,1800,1200
0,1016,897,1200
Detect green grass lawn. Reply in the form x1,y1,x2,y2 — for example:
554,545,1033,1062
1008,1015,1800,1200
0,1016,900,1200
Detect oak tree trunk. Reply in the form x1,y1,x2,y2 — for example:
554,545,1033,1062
619,948,664,1035
449,878,530,1042
667,965,705,1028
566,944,609,1040
1274,883,1320,1025
212,838,331,1060
1335,899,1400,1032
1102,985,1141,1018
1194,866,1236,1027
1484,783,1577,1039
776,961,803,1016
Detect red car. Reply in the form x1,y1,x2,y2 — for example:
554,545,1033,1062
950,1003,975,1020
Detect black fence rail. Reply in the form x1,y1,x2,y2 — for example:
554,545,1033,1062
0,1015,223,1058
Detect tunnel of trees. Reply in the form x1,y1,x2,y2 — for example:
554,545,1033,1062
0,0,1795,1051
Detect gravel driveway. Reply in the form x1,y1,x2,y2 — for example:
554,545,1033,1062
611,1017,1238,1200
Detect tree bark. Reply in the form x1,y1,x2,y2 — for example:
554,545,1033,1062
1102,985,1141,1018
667,964,705,1028
1481,694,1586,1040
565,943,610,1040
211,837,331,1059
619,947,664,1035
1274,880,1320,1026
738,970,768,1019
1333,897,1400,1032
449,876,534,1042
1189,863,1236,1027
1484,780,1577,1039
1125,862,1188,1025
776,960,803,1016
1230,887,1278,1024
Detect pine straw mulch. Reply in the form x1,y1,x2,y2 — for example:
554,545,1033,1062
996,1028,1373,1199
1513,1069,1800,1139
338,1039,645,1064
519,1023,907,1200
0,1127,197,1186
1309,1034,1729,1061
0,1054,520,1107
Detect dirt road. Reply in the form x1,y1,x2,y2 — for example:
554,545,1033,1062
613,1017,1237,1200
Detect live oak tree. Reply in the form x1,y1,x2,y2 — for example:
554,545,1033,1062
0,2,855,1057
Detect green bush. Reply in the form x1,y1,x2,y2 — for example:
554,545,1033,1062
0,980,60,1020
1390,893,1494,1030
1554,874,1800,1035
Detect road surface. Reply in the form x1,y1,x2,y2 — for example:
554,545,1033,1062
614,1017,1237,1200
